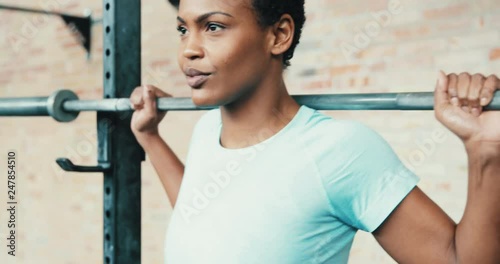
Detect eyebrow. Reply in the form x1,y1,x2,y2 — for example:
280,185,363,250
177,11,233,24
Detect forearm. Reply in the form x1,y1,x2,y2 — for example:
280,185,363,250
137,133,185,208
454,142,500,263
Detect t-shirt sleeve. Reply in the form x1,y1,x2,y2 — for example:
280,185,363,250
318,120,419,232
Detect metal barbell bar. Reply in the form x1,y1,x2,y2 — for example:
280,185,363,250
0,89,499,122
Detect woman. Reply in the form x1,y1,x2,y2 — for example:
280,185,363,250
129,0,500,263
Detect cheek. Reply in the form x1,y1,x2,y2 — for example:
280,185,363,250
216,30,267,66
213,39,267,79
214,43,245,68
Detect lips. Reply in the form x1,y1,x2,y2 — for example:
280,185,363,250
186,74,210,88
184,68,212,88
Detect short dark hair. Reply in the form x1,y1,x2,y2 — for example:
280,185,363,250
169,0,306,68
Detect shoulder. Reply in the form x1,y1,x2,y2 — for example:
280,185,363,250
299,109,385,153
297,109,403,178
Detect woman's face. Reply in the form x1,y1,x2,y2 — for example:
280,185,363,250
176,0,272,107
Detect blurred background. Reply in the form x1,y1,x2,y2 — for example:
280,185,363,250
0,0,499,263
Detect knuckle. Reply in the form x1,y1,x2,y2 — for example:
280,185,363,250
489,74,498,79
135,94,144,101
131,91,142,100
486,75,497,83
472,73,484,81
459,72,470,79
449,73,458,81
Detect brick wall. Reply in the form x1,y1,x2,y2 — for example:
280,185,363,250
0,0,498,263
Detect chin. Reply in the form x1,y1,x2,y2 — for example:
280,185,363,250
191,90,220,108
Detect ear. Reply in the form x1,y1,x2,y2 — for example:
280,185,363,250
269,14,295,57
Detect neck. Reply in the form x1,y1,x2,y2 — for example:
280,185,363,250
219,69,300,149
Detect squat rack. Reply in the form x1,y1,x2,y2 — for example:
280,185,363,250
1,1,500,264
1,1,141,263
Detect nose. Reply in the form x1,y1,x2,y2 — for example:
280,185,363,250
182,33,204,60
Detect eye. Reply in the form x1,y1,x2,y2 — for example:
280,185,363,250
176,25,187,36
206,23,224,33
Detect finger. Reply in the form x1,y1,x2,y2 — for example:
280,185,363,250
153,88,172,98
130,87,144,108
457,72,471,112
143,85,157,115
448,73,459,106
480,75,499,107
149,86,171,115
434,70,450,109
468,74,484,117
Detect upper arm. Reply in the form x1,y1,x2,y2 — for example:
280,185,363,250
373,186,457,264
319,121,420,232
316,120,456,262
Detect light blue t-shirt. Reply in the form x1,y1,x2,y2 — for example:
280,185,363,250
164,105,419,263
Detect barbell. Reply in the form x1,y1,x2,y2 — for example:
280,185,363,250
0,89,499,122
